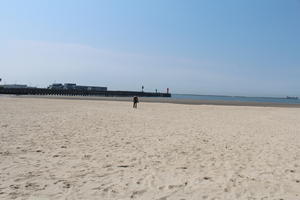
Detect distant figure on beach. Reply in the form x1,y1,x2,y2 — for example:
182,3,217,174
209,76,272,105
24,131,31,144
133,96,139,108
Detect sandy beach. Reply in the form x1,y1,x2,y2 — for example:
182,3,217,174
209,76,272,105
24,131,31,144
1,96,300,200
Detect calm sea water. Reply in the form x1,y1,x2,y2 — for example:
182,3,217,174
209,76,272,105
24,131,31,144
172,94,300,104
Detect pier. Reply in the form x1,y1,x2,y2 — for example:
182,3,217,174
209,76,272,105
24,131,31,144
0,87,171,97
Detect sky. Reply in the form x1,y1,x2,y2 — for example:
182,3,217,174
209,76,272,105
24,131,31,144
0,0,299,97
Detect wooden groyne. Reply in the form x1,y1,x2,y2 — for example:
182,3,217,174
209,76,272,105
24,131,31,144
0,87,171,97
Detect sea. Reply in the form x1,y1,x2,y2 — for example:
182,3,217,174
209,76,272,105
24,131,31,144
172,94,300,104
1,93,299,104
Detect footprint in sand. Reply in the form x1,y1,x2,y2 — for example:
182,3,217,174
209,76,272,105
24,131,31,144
25,182,47,191
63,182,71,189
83,154,92,159
9,185,20,190
130,189,147,199
203,177,212,181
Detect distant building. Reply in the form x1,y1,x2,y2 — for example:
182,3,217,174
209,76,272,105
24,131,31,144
63,83,76,90
75,85,89,90
86,86,107,92
76,85,107,91
48,83,64,89
2,84,28,89
48,83,107,91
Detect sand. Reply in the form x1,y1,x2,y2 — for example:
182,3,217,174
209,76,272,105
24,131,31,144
1,96,300,200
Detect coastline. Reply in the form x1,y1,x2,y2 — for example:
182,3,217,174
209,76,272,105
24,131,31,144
6,95,300,108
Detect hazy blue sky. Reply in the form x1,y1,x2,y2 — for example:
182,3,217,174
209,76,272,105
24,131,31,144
0,0,299,96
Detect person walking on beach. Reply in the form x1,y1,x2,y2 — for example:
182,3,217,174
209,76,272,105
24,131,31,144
133,96,139,108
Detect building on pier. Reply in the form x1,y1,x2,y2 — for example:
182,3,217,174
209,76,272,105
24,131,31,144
48,83,107,91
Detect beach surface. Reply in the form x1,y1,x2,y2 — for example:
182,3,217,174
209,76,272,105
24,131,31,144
1,96,300,200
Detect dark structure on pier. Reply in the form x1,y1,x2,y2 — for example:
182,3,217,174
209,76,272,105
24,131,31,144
0,87,171,98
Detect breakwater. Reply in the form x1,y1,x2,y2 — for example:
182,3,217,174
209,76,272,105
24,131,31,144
0,87,171,97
